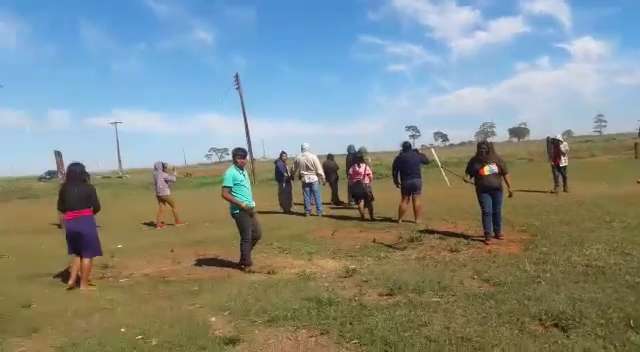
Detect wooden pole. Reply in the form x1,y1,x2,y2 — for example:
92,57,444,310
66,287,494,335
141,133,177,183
234,73,256,184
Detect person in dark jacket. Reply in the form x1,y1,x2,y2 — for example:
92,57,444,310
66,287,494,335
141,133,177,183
57,162,102,290
274,151,293,213
465,141,513,245
345,144,357,206
392,141,430,224
323,154,343,206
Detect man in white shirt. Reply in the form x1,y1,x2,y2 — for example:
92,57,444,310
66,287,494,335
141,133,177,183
549,135,570,193
293,143,326,216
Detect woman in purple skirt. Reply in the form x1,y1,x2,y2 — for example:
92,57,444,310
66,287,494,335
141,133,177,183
57,163,102,290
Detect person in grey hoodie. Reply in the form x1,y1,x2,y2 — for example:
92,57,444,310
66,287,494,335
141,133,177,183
153,161,183,229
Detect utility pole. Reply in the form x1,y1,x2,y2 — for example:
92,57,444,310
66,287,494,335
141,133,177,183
109,121,124,176
183,148,188,167
261,139,267,159
233,72,256,184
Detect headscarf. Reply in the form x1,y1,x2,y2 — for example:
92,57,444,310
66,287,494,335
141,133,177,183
301,143,310,153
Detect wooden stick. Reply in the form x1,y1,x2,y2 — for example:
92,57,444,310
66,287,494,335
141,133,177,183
430,148,451,187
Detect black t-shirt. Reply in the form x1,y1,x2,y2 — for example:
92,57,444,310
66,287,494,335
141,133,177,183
322,160,339,182
392,150,430,185
57,183,101,214
465,157,508,192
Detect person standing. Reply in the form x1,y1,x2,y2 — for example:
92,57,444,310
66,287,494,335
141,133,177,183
293,143,325,216
274,151,293,213
221,148,262,271
153,161,183,229
57,162,102,290
348,152,375,221
322,154,343,206
549,135,570,193
392,141,430,224
346,145,357,206
465,141,513,245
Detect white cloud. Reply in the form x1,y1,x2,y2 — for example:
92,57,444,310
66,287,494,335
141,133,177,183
556,36,611,63
357,34,439,72
387,0,530,56
83,109,385,138
615,71,640,86
522,0,572,30
0,12,27,50
379,37,639,138
46,109,71,130
144,0,215,49
0,108,31,128
451,16,530,56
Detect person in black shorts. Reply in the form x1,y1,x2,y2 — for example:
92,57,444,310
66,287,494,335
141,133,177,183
392,141,430,224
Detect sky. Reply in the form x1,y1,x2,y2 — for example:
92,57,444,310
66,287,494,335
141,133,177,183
1,0,639,176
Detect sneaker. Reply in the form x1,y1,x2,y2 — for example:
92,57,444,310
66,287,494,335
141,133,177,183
483,237,492,245
495,234,504,240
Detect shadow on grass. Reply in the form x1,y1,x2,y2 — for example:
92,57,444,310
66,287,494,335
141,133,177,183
420,228,484,243
53,267,70,283
257,210,306,217
49,223,62,229
194,257,241,270
513,189,553,194
141,221,177,228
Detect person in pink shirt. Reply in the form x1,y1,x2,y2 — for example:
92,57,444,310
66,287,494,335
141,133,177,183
348,152,375,221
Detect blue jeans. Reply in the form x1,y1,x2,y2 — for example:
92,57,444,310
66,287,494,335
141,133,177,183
302,182,323,215
476,189,503,237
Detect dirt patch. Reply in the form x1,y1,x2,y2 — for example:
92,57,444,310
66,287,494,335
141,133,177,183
313,227,404,250
236,327,353,352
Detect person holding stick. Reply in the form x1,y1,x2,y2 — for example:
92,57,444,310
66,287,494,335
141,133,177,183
274,151,293,213
222,148,262,271
323,154,344,206
153,161,183,229
465,141,513,245
57,162,102,290
348,152,375,221
392,141,430,224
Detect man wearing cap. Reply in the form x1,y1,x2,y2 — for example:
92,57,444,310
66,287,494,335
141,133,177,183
293,143,326,216
549,135,570,193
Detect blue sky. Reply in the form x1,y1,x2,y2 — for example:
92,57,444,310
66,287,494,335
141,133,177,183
1,0,639,175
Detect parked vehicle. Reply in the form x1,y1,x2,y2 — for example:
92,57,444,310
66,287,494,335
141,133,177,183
38,170,59,182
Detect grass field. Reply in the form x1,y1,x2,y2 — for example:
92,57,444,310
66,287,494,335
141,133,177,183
1,135,639,351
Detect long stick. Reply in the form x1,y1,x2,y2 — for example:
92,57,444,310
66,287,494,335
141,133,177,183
430,148,451,187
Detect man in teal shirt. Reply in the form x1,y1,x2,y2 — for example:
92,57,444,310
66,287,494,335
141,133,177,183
221,147,261,271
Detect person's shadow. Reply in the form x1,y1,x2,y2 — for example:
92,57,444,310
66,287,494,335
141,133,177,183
420,228,485,243
193,257,241,270
52,267,70,283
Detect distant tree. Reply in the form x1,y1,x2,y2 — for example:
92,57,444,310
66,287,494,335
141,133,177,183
593,114,607,135
208,147,230,162
475,122,497,141
433,131,450,146
561,129,575,139
508,122,530,142
405,125,422,147
204,153,213,162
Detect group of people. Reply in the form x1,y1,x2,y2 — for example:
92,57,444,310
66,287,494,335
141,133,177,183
55,135,572,285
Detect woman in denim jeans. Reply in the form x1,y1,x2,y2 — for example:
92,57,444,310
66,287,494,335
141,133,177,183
465,142,513,245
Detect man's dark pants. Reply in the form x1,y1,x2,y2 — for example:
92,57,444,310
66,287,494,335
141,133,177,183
328,178,340,205
231,210,262,267
551,165,568,191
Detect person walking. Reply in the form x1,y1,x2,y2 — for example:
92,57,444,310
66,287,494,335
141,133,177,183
465,141,513,245
221,148,262,272
392,141,430,224
153,161,183,229
57,162,102,290
549,135,570,193
348,152,375,221
323,154,343,206
274,151,293,213
293,143,325,216
346,145,357,206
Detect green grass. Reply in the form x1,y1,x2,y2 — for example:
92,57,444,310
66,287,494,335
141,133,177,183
1,135,639,351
